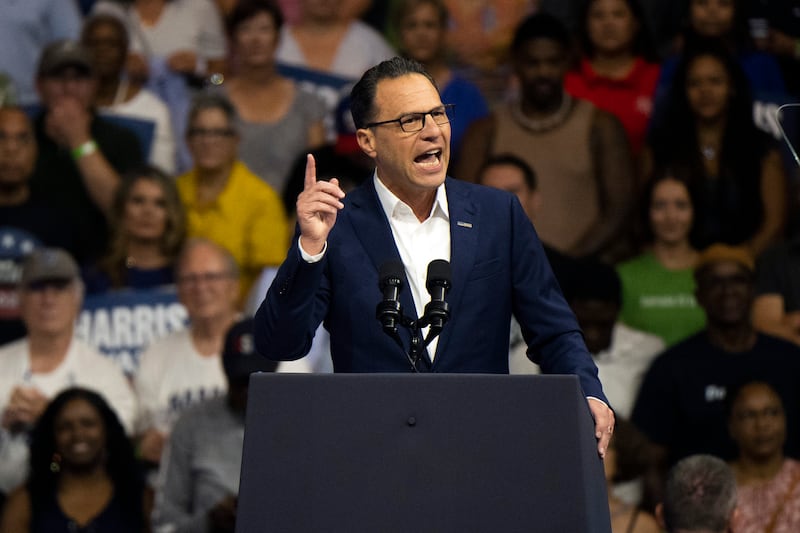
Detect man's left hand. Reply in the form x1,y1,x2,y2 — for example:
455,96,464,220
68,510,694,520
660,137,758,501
587,398,615,459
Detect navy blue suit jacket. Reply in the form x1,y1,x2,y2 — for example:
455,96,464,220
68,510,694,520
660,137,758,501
255,177,607,401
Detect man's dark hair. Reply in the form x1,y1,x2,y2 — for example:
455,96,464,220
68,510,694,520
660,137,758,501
479,154,537,191
350,56,438,129
511,12,572,55
186,92,239,134
562,257,622,306
662,454,737,533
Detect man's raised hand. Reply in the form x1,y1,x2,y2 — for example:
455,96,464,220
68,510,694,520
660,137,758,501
296,154,345,255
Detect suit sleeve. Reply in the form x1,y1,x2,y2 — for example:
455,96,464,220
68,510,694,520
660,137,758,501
509,199,608,403
253,237,329,361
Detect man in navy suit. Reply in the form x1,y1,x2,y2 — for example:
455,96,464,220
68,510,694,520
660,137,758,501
254,57,615,456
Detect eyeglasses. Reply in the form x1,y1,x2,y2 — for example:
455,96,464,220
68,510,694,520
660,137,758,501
365,104,455,133
187,127,236,140
177,271,235,286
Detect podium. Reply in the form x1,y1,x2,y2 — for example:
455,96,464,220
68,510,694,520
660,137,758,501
237,374,611,533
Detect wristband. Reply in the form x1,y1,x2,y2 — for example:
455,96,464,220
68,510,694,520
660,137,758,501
71,139,98,161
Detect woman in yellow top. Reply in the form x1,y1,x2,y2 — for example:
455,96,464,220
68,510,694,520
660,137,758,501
177,92,289,302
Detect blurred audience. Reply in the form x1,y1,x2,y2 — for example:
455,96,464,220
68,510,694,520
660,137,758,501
728,380,800,533
0,388,145,532
152,318,277,532
0,0,82,106
752,237,800,346
221,0,326,195
631,244,800,467
0,248,136,500
92,0,227,84
617,169,705,346
392,0,489,166
0,107,79,345
177,93,289,301
457,13,634,262
752,1,800,96
655,454,737,533
83,166,186,294
81,13,177,174
604,419,660,533
134,239,239,470
275,0,394,80
644,38,786,256
560,258,664,420
31,39,144,264
565,0,660,156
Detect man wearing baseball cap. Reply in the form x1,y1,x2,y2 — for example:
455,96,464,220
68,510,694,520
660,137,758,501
153,317,277,532
631,244,800,485
0,247,136,499
31,39,143,263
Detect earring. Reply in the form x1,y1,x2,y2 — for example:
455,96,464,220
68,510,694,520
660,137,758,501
50,452,62,473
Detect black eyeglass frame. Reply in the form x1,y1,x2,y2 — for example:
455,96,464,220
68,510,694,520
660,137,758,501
364,104,455,133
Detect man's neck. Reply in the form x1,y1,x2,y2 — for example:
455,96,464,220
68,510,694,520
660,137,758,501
706,323,757,352
190,312,238,356
0,183,30,206
28,332,73,372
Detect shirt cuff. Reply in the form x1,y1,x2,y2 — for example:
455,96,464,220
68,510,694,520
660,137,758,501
299,236,327,263
586,396,610,410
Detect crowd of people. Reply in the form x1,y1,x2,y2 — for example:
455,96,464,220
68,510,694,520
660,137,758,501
1,0,800,530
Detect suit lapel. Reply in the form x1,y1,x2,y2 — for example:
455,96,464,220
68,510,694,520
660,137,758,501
433,178,479,367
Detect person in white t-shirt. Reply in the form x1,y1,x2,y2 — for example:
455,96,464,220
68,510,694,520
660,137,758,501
133,238,240,470
0,248,136,497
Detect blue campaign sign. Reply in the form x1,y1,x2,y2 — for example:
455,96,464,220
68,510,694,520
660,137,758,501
76,287,188,377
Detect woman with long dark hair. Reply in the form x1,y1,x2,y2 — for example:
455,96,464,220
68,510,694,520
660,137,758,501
83,166,186,293
645,38,786,256
0,388,146,532
565,0,660,156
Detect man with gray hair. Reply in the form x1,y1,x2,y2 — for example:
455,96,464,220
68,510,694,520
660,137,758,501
0,247,136,498
657,454,738,533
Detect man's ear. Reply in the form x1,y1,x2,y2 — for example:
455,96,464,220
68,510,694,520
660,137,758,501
356,128,377,158
654,503,666,530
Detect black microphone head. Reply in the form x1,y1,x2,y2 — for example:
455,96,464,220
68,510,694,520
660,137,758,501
426,259,451,290
379,260,405,290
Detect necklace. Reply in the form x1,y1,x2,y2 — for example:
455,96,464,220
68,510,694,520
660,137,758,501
510,92,573,133
701,144,717,161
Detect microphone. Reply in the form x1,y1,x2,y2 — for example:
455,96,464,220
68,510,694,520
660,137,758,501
424,259,451,333
376,260,404,334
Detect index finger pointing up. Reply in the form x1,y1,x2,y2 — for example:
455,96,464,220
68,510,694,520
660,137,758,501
304,153,317,190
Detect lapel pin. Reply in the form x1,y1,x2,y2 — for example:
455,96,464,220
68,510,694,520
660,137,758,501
457,221,473,228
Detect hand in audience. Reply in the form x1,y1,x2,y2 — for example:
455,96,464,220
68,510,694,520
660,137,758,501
1,386,49,431
168,50,199,74
138,427,167,464
44,98,91,149
208,494,237,533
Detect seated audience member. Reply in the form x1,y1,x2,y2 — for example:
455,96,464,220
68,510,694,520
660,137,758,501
631,244,800,468
755,2,800,95
728,380,800,533
83,166,186,294
152,318,277,532
656,454,738,533
221,0,327,196
565,0,660,156
393,0,489,165
752,238,800,346
605,419,661,533
644,38,786,256
134,239,240,469
31,39,144,264
177,93,289,301
654,0,786,128
0,388,145,533
557,258,664,419
0,0,82,106
92,0,228,84
457,13,635,261
617,169,706,346
0,107,80,345
0,249,136,499
81,14,177,174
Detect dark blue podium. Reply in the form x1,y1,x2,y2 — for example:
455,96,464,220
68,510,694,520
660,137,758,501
237,374,611,533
